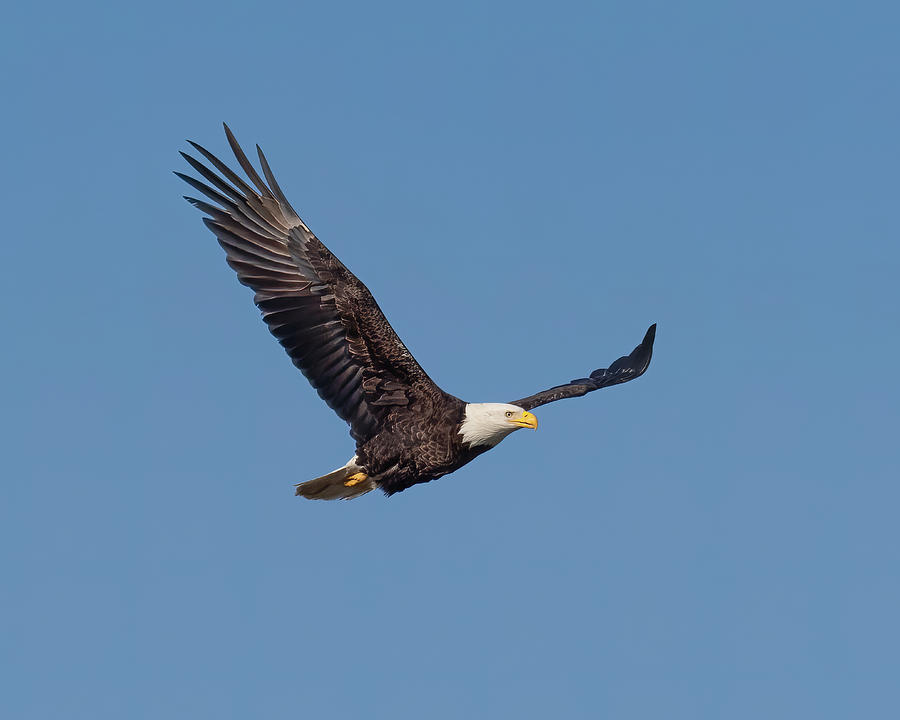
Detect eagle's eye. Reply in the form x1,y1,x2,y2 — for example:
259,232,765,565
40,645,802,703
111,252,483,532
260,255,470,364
505,411,513,418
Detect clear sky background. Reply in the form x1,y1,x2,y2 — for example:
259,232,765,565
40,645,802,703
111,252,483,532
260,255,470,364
3,1,898,718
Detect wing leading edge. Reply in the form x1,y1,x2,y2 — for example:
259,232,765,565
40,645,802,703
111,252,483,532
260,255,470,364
510,324,656,411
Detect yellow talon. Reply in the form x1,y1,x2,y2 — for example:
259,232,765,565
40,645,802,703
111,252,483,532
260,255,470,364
344,472,368,487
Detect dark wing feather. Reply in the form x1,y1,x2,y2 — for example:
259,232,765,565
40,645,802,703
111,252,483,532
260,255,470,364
178,124,442,441
510,324,656,411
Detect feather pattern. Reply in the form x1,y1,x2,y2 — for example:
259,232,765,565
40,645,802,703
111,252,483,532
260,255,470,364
510,324,656,411
178,124,443,442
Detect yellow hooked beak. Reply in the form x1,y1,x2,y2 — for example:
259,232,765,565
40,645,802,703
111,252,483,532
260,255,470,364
510,410,538,430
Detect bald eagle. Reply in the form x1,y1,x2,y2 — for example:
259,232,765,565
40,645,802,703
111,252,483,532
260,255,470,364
178,125,656,500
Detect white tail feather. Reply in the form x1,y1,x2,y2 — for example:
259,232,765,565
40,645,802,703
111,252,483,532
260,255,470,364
294,457,375,500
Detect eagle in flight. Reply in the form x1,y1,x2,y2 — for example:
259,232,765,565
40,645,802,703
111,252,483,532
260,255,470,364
178,125,656,500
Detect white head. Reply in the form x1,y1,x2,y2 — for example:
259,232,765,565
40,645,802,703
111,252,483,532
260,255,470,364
458,403,539,448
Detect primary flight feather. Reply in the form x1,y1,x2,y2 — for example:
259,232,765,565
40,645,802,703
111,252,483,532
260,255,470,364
178,125,656,500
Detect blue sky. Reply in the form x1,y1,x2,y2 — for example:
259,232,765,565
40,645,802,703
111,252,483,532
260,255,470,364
3,1,899,717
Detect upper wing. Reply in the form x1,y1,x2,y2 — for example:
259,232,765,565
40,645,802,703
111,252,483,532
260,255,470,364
510,324,656,411
177,124,441,441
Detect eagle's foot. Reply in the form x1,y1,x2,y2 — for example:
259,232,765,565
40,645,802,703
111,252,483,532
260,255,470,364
344,472,368,488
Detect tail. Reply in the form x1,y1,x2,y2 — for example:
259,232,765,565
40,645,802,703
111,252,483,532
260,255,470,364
294,457,376,501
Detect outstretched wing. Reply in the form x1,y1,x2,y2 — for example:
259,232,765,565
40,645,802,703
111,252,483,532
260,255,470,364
177,124,441,442
510,324,656,411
